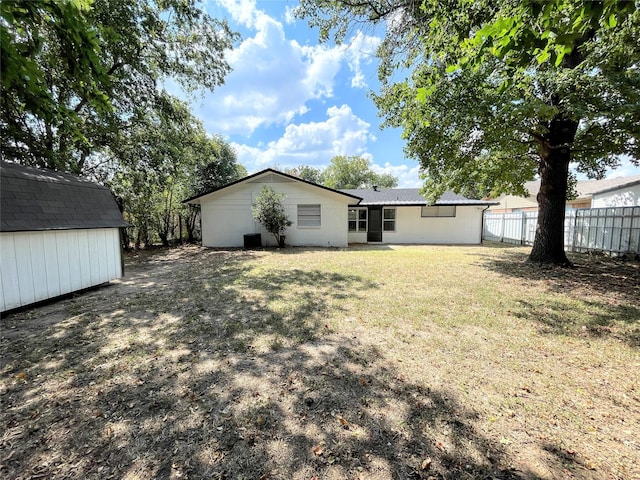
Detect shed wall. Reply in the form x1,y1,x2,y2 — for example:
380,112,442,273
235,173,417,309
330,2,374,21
200,180,350,247
1,228,122,311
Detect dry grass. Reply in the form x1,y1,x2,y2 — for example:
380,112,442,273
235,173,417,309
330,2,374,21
1,243,638,480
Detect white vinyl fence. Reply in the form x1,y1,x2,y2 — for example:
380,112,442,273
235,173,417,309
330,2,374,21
483,206,640,255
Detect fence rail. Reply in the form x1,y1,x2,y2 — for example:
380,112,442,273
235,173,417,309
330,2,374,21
483,206,640,255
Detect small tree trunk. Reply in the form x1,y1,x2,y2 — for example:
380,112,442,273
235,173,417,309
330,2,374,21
186,206,199,242
528,116,578,265
159,232,169,247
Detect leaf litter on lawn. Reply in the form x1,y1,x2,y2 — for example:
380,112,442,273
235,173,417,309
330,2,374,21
1,244,638,479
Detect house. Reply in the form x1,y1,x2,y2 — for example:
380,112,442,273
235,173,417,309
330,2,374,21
183,168,496,247
489,175,640,212
1,161,128,312
341,187,496,245
590,177,640,208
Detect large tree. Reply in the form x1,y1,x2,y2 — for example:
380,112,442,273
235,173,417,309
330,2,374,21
323,155,398,189
1,0,238,174
284,165,326,184
297,0,640,264
106,97,245,247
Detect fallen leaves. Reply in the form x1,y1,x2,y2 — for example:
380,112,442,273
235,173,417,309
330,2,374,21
336,414,349,427
420,457,432,471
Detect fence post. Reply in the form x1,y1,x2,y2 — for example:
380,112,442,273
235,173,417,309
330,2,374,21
572,210,579,253
628,207,634,253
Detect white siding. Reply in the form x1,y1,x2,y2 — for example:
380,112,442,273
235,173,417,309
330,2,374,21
200,178,351,247
347,232,368,243
380,206,486,244
0,228,123,312
592,183,640,208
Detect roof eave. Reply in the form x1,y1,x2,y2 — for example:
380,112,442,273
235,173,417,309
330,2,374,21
590,179,640,196
358,201,499,207
182,168,363,204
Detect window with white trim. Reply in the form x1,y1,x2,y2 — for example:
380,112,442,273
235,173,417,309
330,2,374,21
383,208,396,231
297,204,321,227
348,207,367,232
421,206,456,217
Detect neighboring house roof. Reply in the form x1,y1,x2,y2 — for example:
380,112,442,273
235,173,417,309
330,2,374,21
340,187,497,206
183,168,363,204
524,175,640,199
1,161,128,232
589,177,640,196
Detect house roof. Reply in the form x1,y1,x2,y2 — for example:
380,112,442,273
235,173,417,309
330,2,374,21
1,161,128,232
340,187,497,206
524,175,640,199
182,168,363,204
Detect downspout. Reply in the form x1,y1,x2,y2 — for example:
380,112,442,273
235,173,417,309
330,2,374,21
480,205,490,244
119,227,126,277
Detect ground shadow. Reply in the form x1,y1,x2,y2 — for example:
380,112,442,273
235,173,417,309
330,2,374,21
475,246,640,347
1,246,589,479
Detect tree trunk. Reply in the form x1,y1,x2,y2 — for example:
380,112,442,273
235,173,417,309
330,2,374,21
528,115,578,265
185,206,199,243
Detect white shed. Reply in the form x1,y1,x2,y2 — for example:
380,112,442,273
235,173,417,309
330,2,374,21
1,161,128,312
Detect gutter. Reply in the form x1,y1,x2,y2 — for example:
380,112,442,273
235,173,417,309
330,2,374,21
480,205,491,244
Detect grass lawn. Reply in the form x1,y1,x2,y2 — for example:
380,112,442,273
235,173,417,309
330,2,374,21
1,243,638,479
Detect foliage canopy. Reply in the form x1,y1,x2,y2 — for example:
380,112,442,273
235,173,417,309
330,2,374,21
1,0,242,246
1,0,238,173
297,0,640,263
286,156,398,189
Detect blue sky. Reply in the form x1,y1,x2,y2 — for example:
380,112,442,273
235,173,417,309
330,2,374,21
177,0,639,187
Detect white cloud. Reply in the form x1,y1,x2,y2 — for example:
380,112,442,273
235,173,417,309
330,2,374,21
229,103,422,188
371,162,423,188
201,1,381,135
232,104,375,170
284,5,297,25
344,31,381,89
215,0,261,29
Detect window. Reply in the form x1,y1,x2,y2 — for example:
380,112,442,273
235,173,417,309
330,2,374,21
383,208,396,231
348,208,367,232
297,204,321,227
421,206,456,217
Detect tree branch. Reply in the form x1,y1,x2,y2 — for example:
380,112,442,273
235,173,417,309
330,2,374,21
73,59,124,114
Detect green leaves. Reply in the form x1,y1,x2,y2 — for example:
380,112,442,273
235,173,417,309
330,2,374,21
1,0,238,172
108,97,244,246
252,186,293,244
323,155,398,189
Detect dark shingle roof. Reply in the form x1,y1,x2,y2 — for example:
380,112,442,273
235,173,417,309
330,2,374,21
340,188,497,206
1,161,128,232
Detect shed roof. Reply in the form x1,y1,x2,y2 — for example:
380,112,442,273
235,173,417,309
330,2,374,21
340,187,497,206
1,161,128,232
